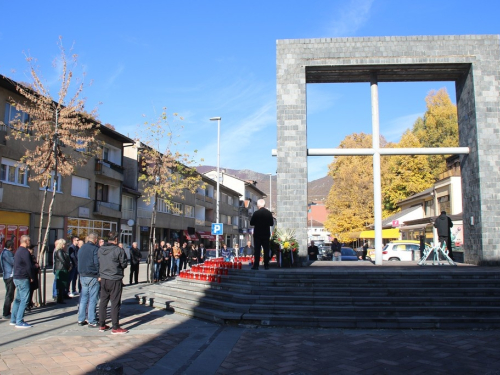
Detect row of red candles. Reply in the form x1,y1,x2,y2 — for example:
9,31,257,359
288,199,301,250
178,270,222,282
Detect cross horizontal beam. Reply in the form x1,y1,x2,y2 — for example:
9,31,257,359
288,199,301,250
271,147,469,157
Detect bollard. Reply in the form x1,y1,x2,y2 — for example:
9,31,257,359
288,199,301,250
96,362,123,375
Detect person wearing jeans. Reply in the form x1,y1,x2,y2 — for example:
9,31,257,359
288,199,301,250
98,231,128,334
1,240,15,319
77,233,100,327
10,235,34,328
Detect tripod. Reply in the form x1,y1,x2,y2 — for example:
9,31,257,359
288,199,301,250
418,241,456,266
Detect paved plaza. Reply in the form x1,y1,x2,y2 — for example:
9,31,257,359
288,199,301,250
1,263,500,374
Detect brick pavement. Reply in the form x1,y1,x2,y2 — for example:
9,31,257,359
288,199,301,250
2,264,500,374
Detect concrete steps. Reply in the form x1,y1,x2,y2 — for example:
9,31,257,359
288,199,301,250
136,268,500,329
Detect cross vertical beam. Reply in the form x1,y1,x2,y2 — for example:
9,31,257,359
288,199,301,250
370,73,383,265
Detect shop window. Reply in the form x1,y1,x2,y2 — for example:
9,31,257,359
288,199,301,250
1,158,28,187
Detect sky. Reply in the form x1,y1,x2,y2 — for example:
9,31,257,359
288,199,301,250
1,0,499,181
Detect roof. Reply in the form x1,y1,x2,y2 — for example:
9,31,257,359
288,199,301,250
397,186,434,205
203,171,266,197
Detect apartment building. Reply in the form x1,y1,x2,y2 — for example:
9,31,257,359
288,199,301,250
0,74,133,263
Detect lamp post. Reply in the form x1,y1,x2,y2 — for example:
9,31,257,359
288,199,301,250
308,202,316,243
210,117,221,258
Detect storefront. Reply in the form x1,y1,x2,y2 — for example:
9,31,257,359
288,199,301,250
66,217,119,241
0,210,30,250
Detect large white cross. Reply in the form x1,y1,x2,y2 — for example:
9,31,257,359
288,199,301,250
274,73,470,265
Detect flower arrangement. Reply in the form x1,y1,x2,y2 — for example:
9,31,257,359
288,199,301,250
271,228,299,254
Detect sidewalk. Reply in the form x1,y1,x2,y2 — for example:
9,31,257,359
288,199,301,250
1,264,500,374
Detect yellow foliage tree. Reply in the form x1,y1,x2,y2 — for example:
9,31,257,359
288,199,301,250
325,133,378,243
412,88,459,179
382,131,434,214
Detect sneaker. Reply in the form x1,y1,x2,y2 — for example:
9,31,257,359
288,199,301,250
111,327,128,335
9,321,16,326
99,325,110,332
15,321,33,329
78,321,88,326
88,322,99,328
68,292,75,297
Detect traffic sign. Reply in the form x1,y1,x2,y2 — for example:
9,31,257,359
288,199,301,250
211,223,223,235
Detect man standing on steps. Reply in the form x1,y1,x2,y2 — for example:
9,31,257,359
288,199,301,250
434,210,454,260
250,199,274,270
98,231,128,334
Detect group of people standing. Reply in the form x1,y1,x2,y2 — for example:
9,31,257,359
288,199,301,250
152,241,207,282
1,232,129,334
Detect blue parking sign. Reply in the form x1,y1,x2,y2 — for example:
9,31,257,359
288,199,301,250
211,223,223,235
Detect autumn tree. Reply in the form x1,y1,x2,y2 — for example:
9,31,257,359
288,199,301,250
382,131,434,214
5,37,99,304
138,109,202,282
325,133,380,243
412,88,459,179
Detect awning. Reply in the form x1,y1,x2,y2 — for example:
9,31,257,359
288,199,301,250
197,231,216,241
400,224,429,231
183,230,199,241
358,228,400,239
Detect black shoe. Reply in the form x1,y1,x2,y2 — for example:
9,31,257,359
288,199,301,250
251,267,259,270
264,265,269,270
78,321,88,326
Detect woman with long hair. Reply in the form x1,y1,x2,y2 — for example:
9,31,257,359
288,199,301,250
54,239,71,304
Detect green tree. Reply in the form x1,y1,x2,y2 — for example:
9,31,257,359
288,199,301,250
412,88,459,179
137,109,203,282
382,131,434,214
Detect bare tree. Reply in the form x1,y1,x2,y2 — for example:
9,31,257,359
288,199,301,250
138,109,203,282
6,37,99,305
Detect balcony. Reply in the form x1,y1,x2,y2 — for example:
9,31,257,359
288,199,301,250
195,219,205,226
137,208,151,219
95,159,124,182
94,200,122,219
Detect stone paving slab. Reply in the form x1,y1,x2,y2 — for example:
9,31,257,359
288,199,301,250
2,264,500,374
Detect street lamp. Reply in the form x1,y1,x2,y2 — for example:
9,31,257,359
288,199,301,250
210,117,221,258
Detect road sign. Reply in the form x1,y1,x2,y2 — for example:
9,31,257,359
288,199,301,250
211,223,223,235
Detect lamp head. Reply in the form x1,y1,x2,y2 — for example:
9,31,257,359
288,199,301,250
210,117,221,121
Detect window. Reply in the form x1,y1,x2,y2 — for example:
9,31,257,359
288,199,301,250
157,198,171,214
228,196,233,206
1,158,28,186
185,205,194,218
122,195,134,220
4,103,30,131
102,145,122,165
40,172,62,193
424,200,433,217
96,183,109,202
71,176,90,198
172,202,183,216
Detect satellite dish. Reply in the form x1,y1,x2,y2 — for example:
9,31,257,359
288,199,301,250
127,219,135,226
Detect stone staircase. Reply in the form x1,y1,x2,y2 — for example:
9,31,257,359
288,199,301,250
136,267,500,329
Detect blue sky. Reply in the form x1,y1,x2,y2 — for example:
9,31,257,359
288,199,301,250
1,0,498,181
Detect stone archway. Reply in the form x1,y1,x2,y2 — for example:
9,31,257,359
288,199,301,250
275,35,500,265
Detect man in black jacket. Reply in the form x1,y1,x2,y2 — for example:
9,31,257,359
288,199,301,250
250,199,274,270
10,235,34,328
129,242,141,284
77,233,100,327
68,237,80,297
98,231,128,334
434,210,454,259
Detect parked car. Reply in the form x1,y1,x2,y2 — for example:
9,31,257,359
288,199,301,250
340,247,359,261
382,240,421,261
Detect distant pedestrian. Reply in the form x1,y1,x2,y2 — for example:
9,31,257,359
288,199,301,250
97,231,128,334
362,240,369,261
243,241,253,257
221,244,231,261
10,235,34,328
234,243,241,257
308,241,319,261
77,232,100,327
180,242,188,270
153,243,162,282
98,239,105,247
160,241,168,280
189,244,199,267
250,199,274,270
1,240,15,319
54,239,71,304
331,238,342,262
172,242,181,276
198,243,206,263
129,242,141,284
68,237,80,297
434,210,454,259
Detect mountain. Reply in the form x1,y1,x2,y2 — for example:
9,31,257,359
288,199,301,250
196,166,332,208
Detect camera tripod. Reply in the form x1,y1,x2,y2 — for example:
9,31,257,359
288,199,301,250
418,241,456,266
